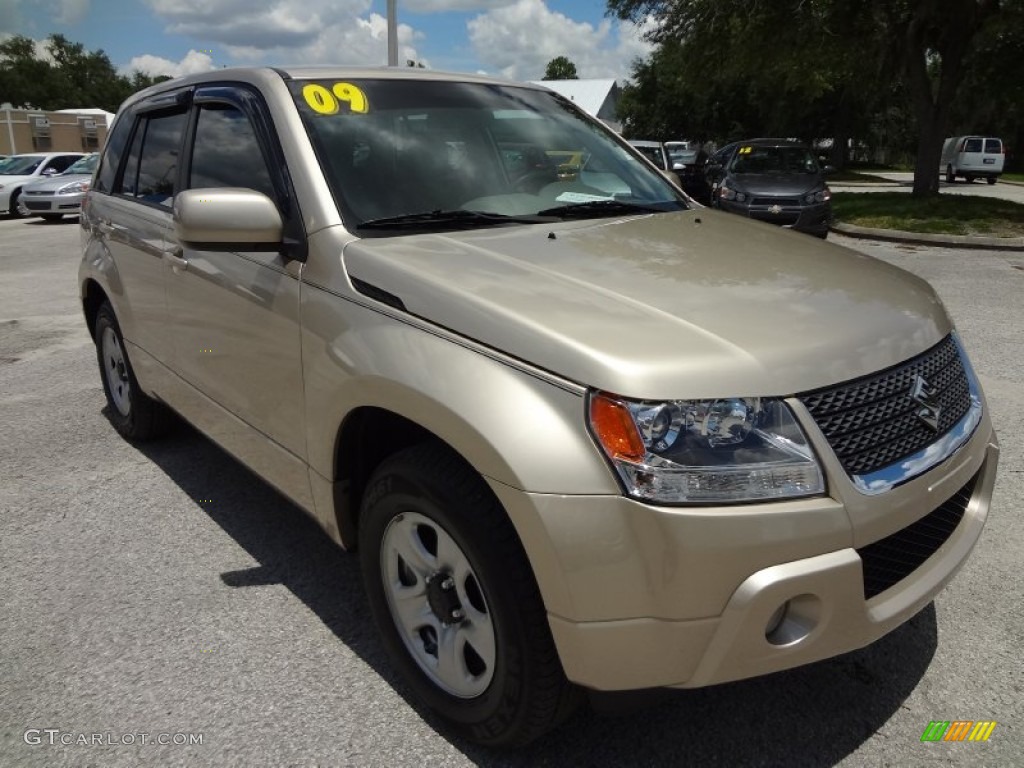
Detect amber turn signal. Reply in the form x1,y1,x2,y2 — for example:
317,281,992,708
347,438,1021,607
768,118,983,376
589,393,645,462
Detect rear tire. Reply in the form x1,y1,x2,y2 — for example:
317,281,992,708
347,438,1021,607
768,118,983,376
94,301,172,441
945,165,955,184
359,442,581,746
987,177,997,185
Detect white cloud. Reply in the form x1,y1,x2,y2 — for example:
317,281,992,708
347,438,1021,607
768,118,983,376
467,0,655,82
145,0,425,68
125,49,217,78
403,0,513,11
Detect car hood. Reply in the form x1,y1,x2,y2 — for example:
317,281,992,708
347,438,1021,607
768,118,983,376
21,172,91,192
342,209,950,398
730,173,824,196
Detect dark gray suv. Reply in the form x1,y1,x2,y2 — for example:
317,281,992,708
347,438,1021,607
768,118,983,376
706,139,832,238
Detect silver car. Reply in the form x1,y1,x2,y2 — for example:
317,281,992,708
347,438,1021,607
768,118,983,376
18,153,99,221
79,67,998,747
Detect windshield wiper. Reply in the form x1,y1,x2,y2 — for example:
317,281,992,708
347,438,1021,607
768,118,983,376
358,209,544,230
536,200,676,218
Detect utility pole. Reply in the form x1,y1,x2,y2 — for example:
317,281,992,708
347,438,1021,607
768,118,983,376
387,0,398,66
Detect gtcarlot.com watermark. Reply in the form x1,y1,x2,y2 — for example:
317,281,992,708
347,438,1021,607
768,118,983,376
24,729,203,747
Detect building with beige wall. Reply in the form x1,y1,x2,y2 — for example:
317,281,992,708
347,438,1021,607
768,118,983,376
1,107,110,156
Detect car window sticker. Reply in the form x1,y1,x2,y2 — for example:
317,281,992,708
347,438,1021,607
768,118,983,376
301,82,369,115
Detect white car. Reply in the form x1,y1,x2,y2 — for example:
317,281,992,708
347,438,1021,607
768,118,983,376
941,136,1005,184
0,152,86,216
17,153,99,220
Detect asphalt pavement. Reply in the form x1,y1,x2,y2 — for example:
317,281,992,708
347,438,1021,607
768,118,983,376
1,216,1021,767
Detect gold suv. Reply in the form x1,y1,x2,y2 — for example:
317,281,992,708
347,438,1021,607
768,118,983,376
79,67,999,746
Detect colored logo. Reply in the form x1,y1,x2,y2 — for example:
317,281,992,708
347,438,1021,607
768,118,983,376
921,720,997,742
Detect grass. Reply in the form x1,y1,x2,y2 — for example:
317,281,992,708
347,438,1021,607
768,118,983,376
826,169,894,183
1002,172,1024,183
831,192,1024,237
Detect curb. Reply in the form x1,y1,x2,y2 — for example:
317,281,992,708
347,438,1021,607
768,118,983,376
831,222,1024,251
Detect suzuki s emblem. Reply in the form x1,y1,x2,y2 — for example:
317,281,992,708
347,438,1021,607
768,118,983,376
769,204,782,214
910,375,941,432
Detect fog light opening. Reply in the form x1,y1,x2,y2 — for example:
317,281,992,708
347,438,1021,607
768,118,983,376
765,593,820,647
765,601,788,638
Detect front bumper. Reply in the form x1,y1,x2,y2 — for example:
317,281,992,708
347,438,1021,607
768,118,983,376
489,410,997,691
19,191,85,216
719,199,831,236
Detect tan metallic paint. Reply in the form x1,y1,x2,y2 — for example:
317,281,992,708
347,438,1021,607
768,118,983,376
79,65,1000,694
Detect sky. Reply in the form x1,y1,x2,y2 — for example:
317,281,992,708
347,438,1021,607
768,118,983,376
0,0,657,84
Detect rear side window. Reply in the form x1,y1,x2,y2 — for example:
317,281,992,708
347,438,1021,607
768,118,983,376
95,115,135,193
963,138,983,153
985,139,1002,153
116,110,188,207
188,104,275,200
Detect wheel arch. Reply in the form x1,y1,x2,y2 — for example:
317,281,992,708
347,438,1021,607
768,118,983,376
330,405,438,549
81,278,110,341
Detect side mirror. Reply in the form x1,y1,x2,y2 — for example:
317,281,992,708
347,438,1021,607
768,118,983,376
822,165,836,175
42,168,59,176
173,188,283,245
661,169,682,187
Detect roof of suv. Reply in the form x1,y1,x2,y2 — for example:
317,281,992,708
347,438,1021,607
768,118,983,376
117,66,559,122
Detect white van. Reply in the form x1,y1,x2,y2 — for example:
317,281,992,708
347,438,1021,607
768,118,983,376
941,136,1004,184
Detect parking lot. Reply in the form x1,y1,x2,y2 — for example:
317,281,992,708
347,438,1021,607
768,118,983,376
1,215,1021,767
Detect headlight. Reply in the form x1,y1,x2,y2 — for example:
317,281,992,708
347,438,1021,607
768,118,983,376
57,181,90,195
588,392,824,503
719,183,746,202
804,187,831,204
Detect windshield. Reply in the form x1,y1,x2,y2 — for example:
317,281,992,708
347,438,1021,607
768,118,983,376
631,144,667,169
64,154,98,175
669,150,700,164
0,155,44,175
729,145,820,174
289,78,687,233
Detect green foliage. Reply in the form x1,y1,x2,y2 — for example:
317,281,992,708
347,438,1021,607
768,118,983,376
832,191,1024,236
608,0,1018,193
0,33,169,113
543,56,578,80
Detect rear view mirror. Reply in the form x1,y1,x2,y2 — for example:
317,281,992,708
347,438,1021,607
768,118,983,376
173,188,283,245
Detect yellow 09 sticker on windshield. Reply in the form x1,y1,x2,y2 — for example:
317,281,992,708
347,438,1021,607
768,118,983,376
301,82,369,115
738,146,752,154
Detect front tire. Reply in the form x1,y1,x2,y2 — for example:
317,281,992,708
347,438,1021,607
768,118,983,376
359,442,580,746
8,189,26,218
94,302,171,441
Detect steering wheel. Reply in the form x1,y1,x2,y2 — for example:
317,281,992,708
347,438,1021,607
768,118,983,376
512,169,556,194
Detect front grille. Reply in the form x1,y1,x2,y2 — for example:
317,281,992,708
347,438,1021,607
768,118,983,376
857,471,977,599
751,212,799,226
798,335,971,477
751,197,799,206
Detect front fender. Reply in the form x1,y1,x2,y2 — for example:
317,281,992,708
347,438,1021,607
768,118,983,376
300,287,618,495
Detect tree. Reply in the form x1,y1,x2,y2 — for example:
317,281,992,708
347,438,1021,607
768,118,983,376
0,33,165,113
543,56,578,80
608,0,1011,196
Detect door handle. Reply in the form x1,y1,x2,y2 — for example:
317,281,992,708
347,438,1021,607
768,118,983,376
164,247,189,272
